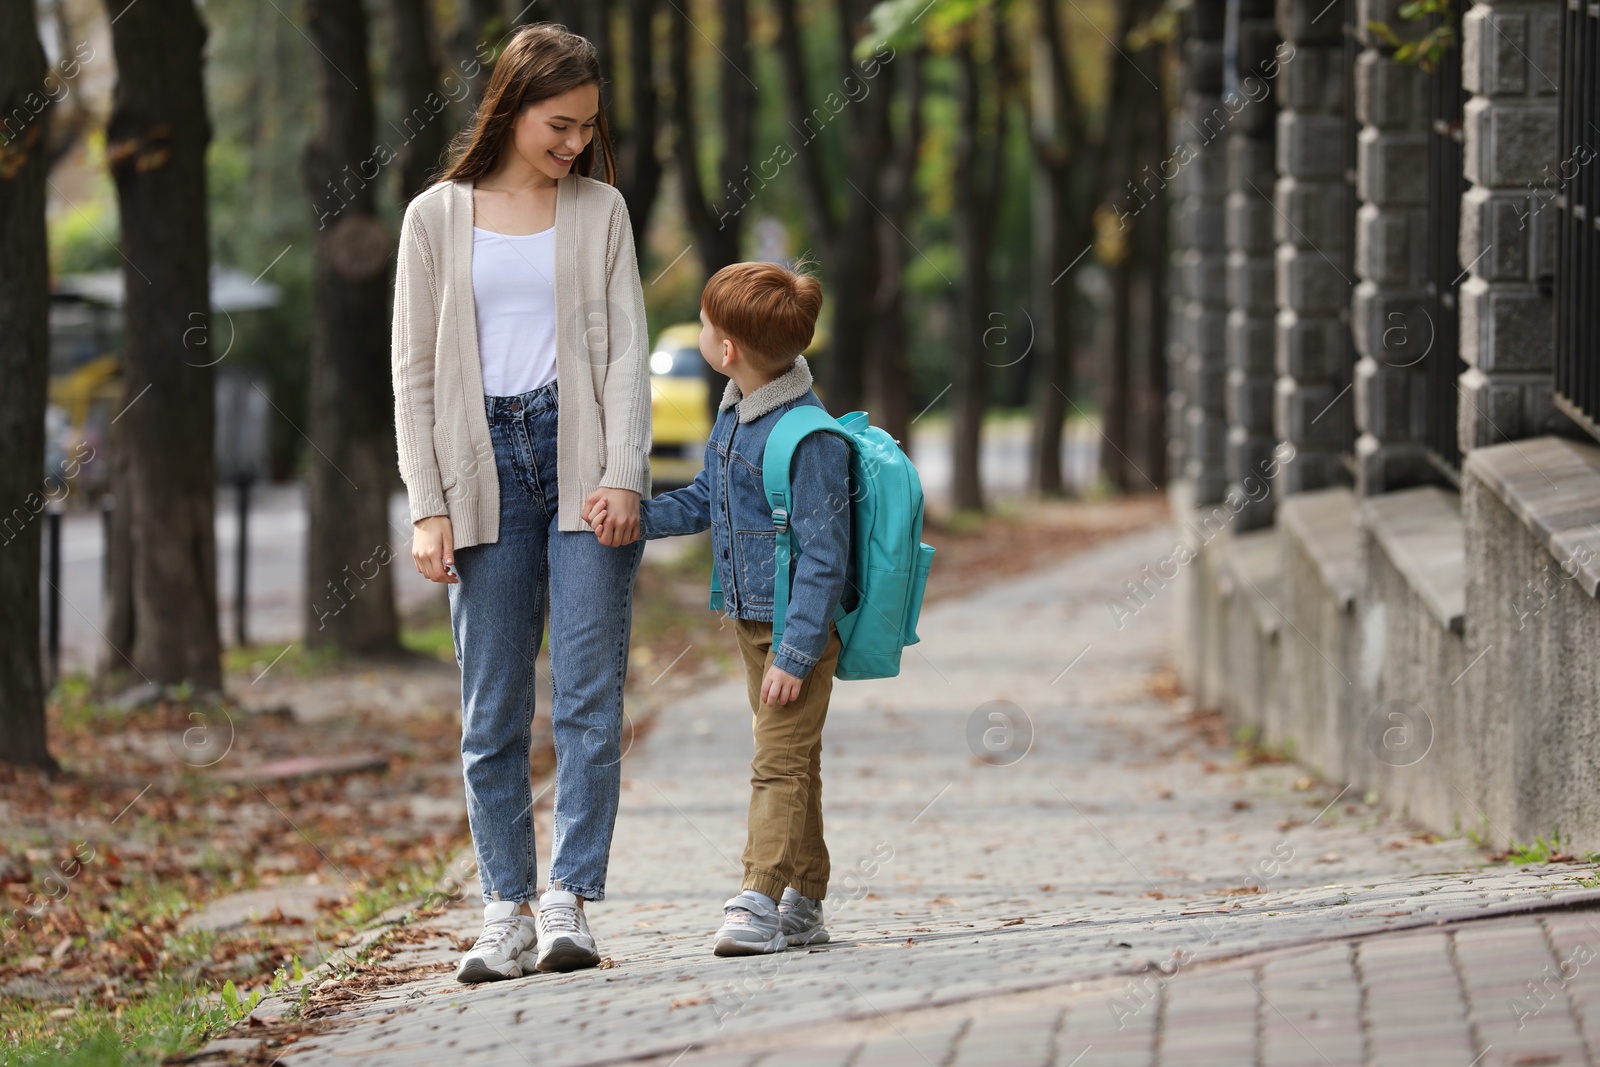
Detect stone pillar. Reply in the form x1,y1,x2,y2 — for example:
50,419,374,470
1224,0,1283,528
1350,0,1435,491
1176,0,1230,505
1457,0,1564,451
1274,0,1355,493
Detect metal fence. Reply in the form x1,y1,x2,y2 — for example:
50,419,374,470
1423,7,1468,478
1337,0,1361,471
1556,0,1600,442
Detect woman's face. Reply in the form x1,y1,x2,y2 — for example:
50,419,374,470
507,82,601,182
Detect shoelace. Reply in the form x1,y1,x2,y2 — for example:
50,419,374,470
471,916,525,953
723,906,756,926
541,903,582,935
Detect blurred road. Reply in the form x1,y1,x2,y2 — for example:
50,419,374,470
38,420,1101,674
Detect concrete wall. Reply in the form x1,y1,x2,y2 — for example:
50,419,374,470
1173,439,1600,850
1463,438,1600,849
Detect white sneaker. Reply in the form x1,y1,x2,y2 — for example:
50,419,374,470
533,889,601,972
778,887,829,946
455,900,538,983
713,892,786,956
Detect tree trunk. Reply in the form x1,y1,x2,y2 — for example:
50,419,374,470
771,0,895,418
104,0,223,692
0,0,57,769
103,434,135,676
614,0,663,249
390,0,448,205
668,0,752,418
1101,254,1134,489
453,0,504,117
951,30,1005,513
1028,199,1080,496
304,0,400,655
866,47,924,450
1127,21,1169,488
1092,0,1166,491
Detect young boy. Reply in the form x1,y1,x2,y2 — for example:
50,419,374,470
582,261,854,956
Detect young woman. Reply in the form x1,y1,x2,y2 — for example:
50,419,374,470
391,24,651,982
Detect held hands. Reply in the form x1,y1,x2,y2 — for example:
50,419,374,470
761,665,803,706
582,487,641,547
413,515,458,584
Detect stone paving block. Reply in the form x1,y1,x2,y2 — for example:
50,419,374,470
1274,174,1351,251
1357,128,1428,206
1277,43,1344,113
200,527,1600,1067
949,1007,1060,1066
1355,50,1425,130
1459,185,1557,286
1542,914,1600,1047
673,1053,765,1067
1276,243,1350,316
749,1045,858,1067
848,1019,966,1067
1465,97,1559,189
1277,113,1345,180
1228,310,1277,376
1459,277,1554,374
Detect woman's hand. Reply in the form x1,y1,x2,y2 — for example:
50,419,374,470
413,515,458,583
582,488,641,547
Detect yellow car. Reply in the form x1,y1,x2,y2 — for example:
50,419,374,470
649,323,712,489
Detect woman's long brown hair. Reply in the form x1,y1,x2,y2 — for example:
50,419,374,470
438,23,616,186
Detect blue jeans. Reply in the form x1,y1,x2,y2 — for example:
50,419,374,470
447,381,644,903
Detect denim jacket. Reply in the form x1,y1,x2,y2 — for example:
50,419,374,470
640,356,854,679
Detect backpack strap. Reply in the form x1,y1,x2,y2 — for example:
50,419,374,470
762,407,848,645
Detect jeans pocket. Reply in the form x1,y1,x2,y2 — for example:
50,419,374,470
737,529,776,606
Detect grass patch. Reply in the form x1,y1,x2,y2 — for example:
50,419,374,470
221,641,343,679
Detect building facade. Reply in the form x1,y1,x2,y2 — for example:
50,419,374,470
1168,0,1600,848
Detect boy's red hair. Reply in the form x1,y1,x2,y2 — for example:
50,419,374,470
701,260,823,373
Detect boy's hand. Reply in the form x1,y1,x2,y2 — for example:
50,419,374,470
761,665,804,706
583,487,640,546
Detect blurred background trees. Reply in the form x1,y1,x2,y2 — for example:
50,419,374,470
4,0,1174,766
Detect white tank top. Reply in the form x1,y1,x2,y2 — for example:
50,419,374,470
471,225,558,397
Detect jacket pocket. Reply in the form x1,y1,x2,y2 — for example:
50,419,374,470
736,529,776,606
434,424,458,490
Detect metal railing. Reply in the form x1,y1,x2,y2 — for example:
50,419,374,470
1423,7,1468,478
1556,0,1600,442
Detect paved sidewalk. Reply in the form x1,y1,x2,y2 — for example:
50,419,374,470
210,523,1600,1066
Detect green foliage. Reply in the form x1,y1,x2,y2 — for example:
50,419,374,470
1506,834,1562,864
48,136,121,275
1368,0,1455,72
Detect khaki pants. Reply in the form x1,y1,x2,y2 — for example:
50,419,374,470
732,618,842,901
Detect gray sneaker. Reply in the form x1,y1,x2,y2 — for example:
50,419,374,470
532,889,601,972
713,892,786,956
778,887,829,946
456,900,538,983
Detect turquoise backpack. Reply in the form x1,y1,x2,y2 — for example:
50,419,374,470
709,408,936,681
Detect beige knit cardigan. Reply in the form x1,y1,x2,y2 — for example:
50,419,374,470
391,175,652,548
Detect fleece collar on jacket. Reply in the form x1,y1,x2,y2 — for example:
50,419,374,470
718,355,814,423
